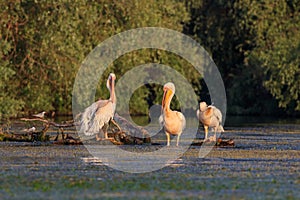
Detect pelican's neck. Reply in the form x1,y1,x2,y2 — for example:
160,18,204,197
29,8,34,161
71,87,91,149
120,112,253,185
109,79,116,103
200,107,207,112
163,90,173,113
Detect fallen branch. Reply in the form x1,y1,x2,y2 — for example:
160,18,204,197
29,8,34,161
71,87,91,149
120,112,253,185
19,117,76,142
20,118,75,128
19,115,151,145
191,138,235,147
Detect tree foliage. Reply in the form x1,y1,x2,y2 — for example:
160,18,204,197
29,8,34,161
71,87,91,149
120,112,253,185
0,0,190,119
185,0,300,115
0,0,299,119
247,0,300,111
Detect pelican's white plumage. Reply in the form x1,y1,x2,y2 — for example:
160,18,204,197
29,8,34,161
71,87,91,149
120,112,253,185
196,102,224,141
80,73,117,140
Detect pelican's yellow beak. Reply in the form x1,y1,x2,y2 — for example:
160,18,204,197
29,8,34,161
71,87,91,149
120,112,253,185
162,89,167,111
162,88,172,112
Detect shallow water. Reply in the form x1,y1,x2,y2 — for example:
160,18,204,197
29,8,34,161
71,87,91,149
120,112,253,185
0,116,299,199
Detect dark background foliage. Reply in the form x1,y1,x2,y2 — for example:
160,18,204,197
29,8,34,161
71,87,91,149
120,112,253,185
0,0,299,119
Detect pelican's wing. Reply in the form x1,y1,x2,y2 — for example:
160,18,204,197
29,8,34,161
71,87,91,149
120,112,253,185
80,100,113,136
211,106,222,123
80,102,98,133
96,99,111,109
203,107,213,119
158,114,164,126
87,100,114,135
209,106,224,132
176,111,186,130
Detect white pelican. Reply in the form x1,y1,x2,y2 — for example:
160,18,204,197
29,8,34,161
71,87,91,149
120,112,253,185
196,102,224,141
159,82,186,146
32,111,46,118
80,73,120,140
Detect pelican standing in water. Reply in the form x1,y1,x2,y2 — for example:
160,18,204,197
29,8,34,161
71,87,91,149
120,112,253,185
196,102,224,141
159,82,186,146
80,73,120,140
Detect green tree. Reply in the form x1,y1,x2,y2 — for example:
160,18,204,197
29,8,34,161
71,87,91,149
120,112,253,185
0,0,191,119
185,0,300,115
248,0,300,112
0,1,25,119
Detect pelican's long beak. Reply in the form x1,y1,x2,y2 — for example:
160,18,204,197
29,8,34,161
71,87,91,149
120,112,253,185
108,75,115,88
162,89,167,113
111,77,115,86
162,88,172,113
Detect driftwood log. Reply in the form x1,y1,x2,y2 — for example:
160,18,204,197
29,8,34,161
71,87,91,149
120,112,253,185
20,117,76,143
17,114,151,145
2,115,232,146
112,114,151,145
0,132,33,142
192,138,235,147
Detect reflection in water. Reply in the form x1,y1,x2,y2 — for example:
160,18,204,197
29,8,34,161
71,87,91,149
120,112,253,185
81,157,185,168
81,157,108,166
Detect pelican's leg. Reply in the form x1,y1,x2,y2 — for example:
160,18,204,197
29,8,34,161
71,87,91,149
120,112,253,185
213,128,217,141
96,133,101,141
103,123,109,139
166,132,171,146
96,124,109,140
176,132,182,146
204,126,208,141
111,119,122,131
